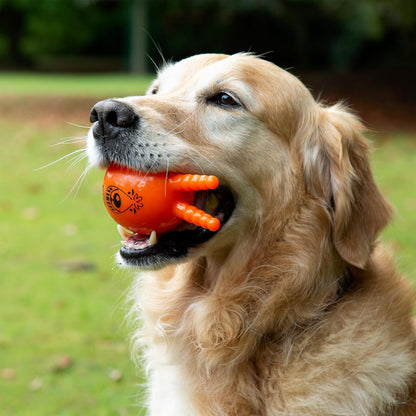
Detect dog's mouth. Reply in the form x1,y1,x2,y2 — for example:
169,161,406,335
117,185,235,269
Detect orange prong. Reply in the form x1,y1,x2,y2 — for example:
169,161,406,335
173,202,221,232
169,174,219,192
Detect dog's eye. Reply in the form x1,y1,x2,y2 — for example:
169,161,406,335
148,84,159,95
209,92,239,108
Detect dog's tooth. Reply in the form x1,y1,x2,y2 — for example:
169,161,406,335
149,230,158,245
117,224,133,240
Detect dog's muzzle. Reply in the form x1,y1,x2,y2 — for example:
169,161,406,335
88,99,236,269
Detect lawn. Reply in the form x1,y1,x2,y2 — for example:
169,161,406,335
371,135,416,280
0,72,154,97
0,74,149,416
0,73,415,415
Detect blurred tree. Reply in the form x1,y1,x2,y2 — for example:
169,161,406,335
0,0,414,72
0,0,127,70
319,0,416,69
0,0,26,65
147,0,416,71
128,0,148,73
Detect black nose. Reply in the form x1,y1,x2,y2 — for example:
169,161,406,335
89,99,137,136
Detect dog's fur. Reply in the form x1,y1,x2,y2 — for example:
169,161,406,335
88,54,416,415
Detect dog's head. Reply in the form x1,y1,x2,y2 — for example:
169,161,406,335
87,53,392,270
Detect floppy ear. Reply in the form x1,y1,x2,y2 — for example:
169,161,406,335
299,104,393,269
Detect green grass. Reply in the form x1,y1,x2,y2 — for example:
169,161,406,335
0,72,415,415
0,78,149,415
371,135,416,283
0,124,146,415
0,72,154,97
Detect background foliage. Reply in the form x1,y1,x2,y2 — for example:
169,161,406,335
0,0,415,72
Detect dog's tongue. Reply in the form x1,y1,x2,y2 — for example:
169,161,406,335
117,225,158,249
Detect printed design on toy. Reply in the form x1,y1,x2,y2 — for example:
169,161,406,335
104,185,144,214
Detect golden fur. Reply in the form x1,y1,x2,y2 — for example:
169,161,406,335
89,54,416,415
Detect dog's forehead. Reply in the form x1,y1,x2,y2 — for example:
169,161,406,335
155,54,227,92
156,54,308,101
156,54,275,94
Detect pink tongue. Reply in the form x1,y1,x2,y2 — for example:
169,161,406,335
117,225,154,249
125,233,151,250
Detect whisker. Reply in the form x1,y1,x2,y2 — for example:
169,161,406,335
146,53,160,74
61,163,92,202
164,158,170,196
65,121,91,129
50,136,86,147
34,148,86,171
146,31,167,71
66,152,88,172
144,158,160,176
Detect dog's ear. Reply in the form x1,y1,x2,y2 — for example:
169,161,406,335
299,104,393,268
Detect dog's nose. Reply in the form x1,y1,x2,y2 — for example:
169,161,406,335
89,99,137,136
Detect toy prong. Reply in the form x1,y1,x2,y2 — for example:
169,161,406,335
169,174,219,192
173,202,221,232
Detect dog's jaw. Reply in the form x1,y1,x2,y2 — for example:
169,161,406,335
86,100,240,269
115,185,236,270
87,130,237,270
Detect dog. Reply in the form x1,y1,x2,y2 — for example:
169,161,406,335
87,53,416,415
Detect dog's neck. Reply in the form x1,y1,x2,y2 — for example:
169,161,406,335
135,199,357,415
186,226,349,343
139,198,351,371
197,198,349,309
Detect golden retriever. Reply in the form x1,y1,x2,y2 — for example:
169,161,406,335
87,54,416,415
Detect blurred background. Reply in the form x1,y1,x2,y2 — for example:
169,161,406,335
0,0,415,414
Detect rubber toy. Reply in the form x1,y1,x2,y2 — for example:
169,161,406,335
102,164,221,235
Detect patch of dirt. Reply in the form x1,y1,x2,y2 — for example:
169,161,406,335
0,95,97,128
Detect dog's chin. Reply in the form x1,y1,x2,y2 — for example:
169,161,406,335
115,185,236,270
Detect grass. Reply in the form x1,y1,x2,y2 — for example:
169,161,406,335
0,72,415,415
371,135,416,282
0,75,149,415
0,72,154,97
0,125,146,415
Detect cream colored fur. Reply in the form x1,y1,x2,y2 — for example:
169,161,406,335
91,54,416,415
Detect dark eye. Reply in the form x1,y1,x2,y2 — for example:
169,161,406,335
148,84,159,95
209,92,239,108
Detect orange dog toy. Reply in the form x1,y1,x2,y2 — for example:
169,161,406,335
103,165,221,235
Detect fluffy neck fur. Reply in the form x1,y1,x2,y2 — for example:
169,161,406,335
131,196,350,414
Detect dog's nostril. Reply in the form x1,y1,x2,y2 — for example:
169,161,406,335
89,107,98,123
109,105,138,128
106,110,119,127
89,99,138,130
